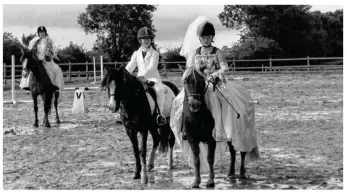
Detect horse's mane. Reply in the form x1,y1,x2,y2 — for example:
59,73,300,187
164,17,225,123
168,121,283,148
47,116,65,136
20,48,32,63
100,66,137,89
100,68,118,88
181,66,197,82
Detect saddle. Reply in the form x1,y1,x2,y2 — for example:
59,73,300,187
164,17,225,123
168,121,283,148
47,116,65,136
137,77,166,125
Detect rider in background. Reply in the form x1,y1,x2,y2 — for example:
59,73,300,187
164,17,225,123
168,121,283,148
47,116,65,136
125,27,167,125
26,26,64,91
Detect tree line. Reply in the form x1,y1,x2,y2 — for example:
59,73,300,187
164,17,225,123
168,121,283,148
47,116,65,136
3,5,343,72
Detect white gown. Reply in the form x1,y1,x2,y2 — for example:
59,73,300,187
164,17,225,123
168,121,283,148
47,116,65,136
20,36,64,90
170,46,260,172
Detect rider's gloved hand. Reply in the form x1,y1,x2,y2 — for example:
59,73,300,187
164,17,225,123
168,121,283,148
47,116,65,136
137,76,151,91
137,76,147,83
207,73,220,84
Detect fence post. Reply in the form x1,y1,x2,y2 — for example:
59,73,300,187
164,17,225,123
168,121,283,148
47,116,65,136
269,58,272,72
262,64,264,73
307,56,310,72
100,55,104,80
69,61,72,82
4,63,6,85
93,56,97,83
233,59,236,72
11,55,16,103
86,61,89,80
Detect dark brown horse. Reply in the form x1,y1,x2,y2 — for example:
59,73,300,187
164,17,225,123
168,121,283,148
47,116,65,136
100,67,179,184
182,67,247,188
20,47,60,128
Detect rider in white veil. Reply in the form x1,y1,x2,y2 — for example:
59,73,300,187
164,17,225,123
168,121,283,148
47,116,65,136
170,16,260,172
180,16,208,68
20,26,64,91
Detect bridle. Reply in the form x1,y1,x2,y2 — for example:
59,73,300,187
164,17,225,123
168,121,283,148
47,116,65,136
186,81,210,99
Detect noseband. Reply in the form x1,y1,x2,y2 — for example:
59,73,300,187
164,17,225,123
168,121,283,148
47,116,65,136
186,81,210,99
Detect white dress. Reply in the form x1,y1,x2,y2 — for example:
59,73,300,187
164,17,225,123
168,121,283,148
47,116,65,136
20,36,64,90
170,47,260,172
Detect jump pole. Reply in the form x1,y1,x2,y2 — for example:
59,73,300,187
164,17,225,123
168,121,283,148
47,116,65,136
3,55,33,104
100,55,104,80
91,56,97,84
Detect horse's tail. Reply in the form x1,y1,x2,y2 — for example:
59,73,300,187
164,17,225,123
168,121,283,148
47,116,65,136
157,80,178,153
158,119,172,153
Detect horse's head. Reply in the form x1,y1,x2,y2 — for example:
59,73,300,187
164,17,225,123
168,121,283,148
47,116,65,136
100,66,138,113
182,67,207,112
19,46,35,77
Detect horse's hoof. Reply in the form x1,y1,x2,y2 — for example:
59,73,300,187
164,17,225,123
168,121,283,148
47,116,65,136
133,173,141,180
191,180,201,188
141,176,148,184
46,124,51,128
33,123,39,128
56,119,61,124
227,171,235,177
147,164,154,172
239,174,247,179
206,180,215,188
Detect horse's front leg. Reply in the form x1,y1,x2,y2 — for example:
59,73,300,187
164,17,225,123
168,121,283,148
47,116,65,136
240,151,247,179
42,93,53,128
227,141,236,178
188,139,201,188
32,94,39,127
147,126,160,172
54,91,61,124
125,128,141,180
206,139,216,188
139,130,149,184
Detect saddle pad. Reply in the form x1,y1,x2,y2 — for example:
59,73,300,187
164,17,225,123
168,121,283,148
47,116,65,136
146,85,175,117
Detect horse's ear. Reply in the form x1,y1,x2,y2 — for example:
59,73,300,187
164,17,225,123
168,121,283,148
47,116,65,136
104,66,111,74
118,65,125,71
20,46,25,56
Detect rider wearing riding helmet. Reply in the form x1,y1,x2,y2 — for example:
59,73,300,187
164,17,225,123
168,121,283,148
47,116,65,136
171,16,259,162
125,27,166,125
23,26,64,91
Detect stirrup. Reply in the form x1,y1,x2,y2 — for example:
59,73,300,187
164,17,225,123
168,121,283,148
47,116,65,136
156,114,167,126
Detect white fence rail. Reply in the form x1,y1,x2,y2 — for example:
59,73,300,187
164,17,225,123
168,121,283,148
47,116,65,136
3,56,343,84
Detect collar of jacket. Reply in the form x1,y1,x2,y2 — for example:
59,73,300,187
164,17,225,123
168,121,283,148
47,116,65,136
139,46,154,61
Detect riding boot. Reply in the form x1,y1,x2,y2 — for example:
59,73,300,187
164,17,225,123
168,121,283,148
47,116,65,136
181,128,188,140
156,113,166,126
53,85,59,91
181,111,188,140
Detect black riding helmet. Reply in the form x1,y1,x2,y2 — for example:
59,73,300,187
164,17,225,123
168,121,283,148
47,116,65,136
37,26,47,34
137,27,155,39
197,22,215,37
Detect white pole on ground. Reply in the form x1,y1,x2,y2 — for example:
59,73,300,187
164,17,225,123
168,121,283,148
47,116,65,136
91,56,97,84
11,55,17,104
100,55,104,80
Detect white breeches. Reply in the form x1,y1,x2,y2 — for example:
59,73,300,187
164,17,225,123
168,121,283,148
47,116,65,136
150,78,165,115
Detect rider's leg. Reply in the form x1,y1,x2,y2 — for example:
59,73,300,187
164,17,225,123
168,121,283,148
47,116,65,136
43,60,64,90
204,87,224,141
153,82,166,125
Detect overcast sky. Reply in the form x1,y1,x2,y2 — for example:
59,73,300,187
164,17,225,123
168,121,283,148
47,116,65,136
2,3,343,52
